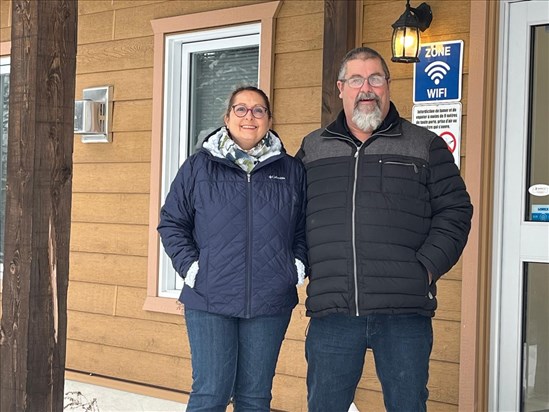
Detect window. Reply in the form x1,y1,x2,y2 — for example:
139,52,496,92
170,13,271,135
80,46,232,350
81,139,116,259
145,2,280,313
184,30,260,156
160,24,260,297
0,53,10,280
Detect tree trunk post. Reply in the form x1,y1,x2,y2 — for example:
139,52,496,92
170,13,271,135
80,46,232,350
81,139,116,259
0,0,77,410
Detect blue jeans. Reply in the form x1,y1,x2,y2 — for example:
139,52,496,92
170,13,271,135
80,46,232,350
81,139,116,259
306,313,432,412
184,308,291,412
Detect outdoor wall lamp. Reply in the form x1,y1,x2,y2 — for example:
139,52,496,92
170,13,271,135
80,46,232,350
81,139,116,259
74,86,113,143
391,0,433,63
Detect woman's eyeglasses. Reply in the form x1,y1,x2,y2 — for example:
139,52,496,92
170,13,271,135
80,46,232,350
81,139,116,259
231,104,269,119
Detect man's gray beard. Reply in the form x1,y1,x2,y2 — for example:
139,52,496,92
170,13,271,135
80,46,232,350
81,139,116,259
352,105,383,133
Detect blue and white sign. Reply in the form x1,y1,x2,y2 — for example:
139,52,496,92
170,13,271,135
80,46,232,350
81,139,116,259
413,40,463,103
532,205,549,222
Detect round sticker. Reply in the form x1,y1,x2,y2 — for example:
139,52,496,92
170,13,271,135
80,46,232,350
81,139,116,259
528,184,549,197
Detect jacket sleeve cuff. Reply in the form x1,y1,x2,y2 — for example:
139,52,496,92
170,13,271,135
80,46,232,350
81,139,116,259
416,253,440,283
295,259,306,286
185,261,199,288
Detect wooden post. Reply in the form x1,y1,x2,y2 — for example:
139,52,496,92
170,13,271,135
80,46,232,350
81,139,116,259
0,0,77,410
321,0,360,127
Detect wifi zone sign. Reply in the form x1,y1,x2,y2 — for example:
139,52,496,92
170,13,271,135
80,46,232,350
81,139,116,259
413,40,463,103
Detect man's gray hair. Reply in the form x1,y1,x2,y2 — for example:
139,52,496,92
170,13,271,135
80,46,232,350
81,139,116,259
338,47,391,81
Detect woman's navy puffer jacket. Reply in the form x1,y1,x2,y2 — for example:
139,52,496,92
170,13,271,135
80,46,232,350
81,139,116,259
158,129,308,318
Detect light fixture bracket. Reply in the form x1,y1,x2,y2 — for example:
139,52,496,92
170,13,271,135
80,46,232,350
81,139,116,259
391,1,432,32
411,2,433,32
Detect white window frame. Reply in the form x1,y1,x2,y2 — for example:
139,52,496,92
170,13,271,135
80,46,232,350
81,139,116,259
0,54,11,282
145,1,280,314
159,24,260,298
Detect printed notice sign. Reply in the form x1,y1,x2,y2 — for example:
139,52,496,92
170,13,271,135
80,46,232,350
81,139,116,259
412,102,462,168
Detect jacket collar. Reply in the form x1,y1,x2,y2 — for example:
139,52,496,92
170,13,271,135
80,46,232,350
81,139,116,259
201,126,287,153
323,101,402,141
198,126,286,172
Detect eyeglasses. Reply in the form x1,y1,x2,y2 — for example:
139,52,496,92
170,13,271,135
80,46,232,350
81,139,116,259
339,74,388,89
231,104,269,119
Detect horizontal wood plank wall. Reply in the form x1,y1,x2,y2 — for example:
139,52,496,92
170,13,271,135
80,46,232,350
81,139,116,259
273,1,324,156
269,2,324,409
360,1,471,411
0,0,10,41
68,1,322,411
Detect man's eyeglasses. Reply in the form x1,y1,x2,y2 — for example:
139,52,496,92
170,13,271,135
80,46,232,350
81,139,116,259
231,104,269,119
339,74,388,89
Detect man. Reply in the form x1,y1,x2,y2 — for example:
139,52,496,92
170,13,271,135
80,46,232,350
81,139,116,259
296,47,473,412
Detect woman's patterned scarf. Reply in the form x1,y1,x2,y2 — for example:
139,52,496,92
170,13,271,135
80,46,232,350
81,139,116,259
203,127,282,173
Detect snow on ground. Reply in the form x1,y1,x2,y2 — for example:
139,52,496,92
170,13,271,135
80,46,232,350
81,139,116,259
64,380,187,412
64,380,360,412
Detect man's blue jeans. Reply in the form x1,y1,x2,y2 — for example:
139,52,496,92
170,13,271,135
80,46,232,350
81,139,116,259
306,313,432,412
184,308,291,412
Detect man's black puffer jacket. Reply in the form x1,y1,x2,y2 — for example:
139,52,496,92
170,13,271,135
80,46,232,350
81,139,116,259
296,103,473,317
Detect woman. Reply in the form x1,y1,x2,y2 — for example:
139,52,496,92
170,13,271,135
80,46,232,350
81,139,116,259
158,86,308,412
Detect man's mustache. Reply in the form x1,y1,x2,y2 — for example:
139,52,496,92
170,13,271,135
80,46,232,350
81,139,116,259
355,92,380,107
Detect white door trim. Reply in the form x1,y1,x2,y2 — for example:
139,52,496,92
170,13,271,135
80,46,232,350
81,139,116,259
490,1,549,410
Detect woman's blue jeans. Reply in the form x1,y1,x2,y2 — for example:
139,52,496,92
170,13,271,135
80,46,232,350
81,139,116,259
306,313,432,412
184,308,291,412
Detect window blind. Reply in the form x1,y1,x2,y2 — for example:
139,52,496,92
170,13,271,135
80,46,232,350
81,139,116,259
189,46,259,154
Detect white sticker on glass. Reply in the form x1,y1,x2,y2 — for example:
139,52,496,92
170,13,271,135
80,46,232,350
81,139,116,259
529,184,549,197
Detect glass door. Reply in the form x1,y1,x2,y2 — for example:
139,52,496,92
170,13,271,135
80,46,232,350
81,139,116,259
492,2,549,411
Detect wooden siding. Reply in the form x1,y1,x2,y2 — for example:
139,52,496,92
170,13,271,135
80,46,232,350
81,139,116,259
0,0,10,41
0,0,472,410
273,1,324,154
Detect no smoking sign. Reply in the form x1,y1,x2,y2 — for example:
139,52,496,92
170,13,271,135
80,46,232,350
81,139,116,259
440,131,457,153
412,102,462,168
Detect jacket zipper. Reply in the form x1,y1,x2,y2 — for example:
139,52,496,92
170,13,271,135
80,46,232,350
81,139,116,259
380,160,420,192
382,160,419,173
246,173,252,318
322,123,401,317
352,146,362,316
205,151,287,317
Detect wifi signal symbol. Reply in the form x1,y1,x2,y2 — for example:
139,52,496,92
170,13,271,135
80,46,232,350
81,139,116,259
425,61,451,85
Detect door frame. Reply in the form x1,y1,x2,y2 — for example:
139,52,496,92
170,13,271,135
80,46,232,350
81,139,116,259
490,1,549,410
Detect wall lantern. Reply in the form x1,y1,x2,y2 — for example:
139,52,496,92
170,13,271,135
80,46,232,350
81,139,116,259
391,0,433,63
74,86,113,143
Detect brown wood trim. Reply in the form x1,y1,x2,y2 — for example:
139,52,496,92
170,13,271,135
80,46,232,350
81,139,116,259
145,2,281,314
143,296,182,316
146,21,165,311
149,1,280,98
459,1,499,410
0,41,10,55
355,0,363,49
65,370,189,404
321,0,360,127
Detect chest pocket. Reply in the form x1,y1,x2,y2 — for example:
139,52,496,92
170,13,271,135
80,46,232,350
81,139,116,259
379,157,428,200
